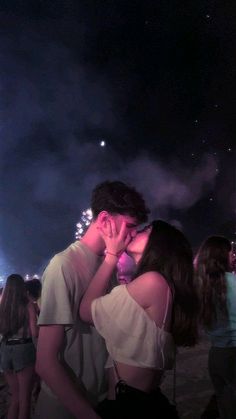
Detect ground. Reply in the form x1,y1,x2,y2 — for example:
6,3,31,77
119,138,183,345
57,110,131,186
162,336,214,418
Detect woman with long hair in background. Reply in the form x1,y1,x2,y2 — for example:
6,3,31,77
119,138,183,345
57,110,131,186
195,236,236,419
0,274,38,419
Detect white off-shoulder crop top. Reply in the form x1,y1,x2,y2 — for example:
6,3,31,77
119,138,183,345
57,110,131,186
91,284,176,371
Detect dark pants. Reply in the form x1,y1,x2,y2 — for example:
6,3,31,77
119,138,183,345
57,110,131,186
208,346,236,419
96,382,179,419
201,394,219,419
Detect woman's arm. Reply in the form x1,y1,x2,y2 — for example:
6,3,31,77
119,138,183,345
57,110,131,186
80,220,130,323
28,301,39,338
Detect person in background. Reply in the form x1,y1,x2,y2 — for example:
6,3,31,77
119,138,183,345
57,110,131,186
25,279,42,317
80,220,199,418
35,180,149,419
195,235,236,419
25,278,42,407
0,274,38,419
230,241,236,274
0,287,3,373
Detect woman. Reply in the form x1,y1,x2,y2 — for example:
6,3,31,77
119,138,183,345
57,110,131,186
80,220,199,418
0,274,38,419
195,236,236,419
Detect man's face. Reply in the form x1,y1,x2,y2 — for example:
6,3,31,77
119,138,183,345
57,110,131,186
110,214,139,239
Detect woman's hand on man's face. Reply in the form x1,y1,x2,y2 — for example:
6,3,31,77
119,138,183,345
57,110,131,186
99,219,132,257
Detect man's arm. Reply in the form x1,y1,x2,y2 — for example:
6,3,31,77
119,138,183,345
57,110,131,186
36,324,100,419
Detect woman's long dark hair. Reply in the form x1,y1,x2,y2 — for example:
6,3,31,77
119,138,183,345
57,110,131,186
0,274,29,337
195,235,231,328
134,220,199,347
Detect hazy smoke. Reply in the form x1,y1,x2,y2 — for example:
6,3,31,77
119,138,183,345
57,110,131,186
0,11,224,275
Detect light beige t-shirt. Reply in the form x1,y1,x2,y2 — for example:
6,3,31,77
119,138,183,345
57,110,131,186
37,241,108,408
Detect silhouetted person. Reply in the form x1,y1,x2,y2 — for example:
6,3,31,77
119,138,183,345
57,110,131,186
0,274,38,419
195,236,236,419
25,279,42,316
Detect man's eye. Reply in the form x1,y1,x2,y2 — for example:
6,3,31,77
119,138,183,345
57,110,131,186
139,224,150,233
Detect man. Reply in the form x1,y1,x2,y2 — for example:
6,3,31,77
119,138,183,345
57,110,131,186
34,180,149,419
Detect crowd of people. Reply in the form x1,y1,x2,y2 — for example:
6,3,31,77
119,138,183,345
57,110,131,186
0,180,235,419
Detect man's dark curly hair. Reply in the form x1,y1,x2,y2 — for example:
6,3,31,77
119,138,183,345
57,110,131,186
91,181,149,224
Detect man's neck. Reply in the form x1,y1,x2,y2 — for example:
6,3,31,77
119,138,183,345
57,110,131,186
80,223,105,256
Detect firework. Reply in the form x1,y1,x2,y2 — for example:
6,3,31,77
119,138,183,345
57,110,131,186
75,208,93,239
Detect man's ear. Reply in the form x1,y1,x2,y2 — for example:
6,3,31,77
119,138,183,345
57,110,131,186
97,211,110,229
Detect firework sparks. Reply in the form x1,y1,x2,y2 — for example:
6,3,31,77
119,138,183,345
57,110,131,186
75,208,93,239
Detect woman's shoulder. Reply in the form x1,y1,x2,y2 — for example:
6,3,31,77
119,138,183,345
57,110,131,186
130,271,168,290
126,272,170,309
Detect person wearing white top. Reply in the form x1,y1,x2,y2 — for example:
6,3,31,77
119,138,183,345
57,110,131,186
80,219,199,418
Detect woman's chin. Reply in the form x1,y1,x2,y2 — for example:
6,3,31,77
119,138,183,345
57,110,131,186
125,250,139,265
125,248,132,257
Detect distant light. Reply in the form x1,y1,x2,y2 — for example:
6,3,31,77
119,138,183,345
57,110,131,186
209,197,213,201
228,147,232,152
100,140,106,147
75,208,93,240
24,274,40,281
206,14,210,19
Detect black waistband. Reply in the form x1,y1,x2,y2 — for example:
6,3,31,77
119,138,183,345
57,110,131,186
5,337,33,345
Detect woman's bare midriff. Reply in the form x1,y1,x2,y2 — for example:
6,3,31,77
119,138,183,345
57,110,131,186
107,362,164,399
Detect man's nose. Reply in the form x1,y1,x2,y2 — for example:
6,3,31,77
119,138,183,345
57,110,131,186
130,229,137,238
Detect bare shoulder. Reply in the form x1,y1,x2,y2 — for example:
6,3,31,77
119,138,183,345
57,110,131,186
126,271,170,309
127,271,168,292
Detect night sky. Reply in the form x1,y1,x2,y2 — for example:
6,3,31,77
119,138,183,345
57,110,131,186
0,1,235,277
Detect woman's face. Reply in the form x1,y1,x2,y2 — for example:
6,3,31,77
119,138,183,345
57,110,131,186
126,224,152,263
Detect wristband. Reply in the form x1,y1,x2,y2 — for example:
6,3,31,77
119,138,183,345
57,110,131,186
106,251,119,258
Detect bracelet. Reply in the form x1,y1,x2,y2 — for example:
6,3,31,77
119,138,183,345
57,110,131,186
106,251,119,258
